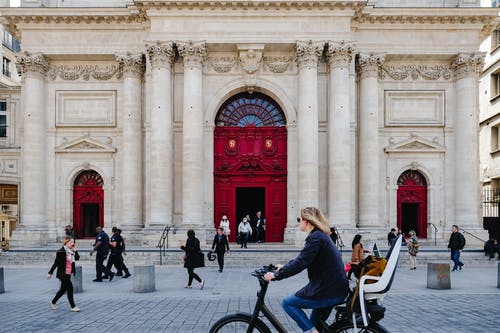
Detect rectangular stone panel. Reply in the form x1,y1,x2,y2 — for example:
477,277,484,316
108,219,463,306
56,90,116,127
384,90,444,127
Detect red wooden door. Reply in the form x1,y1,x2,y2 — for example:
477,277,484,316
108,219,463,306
73,171,104,238
397,170,428,238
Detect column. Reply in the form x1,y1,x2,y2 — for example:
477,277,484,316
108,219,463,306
177,41,206,226
115,53,144,229
326,41,355,226
295,41,324,210
358,54,384,228
145,42,175,227
16,52,48,229
452,53,484,228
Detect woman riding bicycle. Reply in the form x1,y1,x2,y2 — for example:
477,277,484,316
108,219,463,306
264,207,349,333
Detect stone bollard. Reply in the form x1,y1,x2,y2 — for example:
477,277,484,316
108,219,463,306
71,266,83,293
498,263,500,289
0,267,4,293
427,263,451,289
133,265,155,293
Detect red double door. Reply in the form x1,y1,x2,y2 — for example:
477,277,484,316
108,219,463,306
397,185,428,238
214,126,287,242
73,171,104,238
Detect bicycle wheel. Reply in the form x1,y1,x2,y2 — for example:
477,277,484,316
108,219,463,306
209,313,272,333
329,321,389,333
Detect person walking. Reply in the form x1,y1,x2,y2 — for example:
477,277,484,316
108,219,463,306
90,226,114,282
448,224,466,271
407,230,419,270
255,211,266,243
238,217,252,248
264,207,349,333
107,227,131,278
47,237,80,312
180,229,205,289
218,215,231,237
212,227,230,272
387,228,397,246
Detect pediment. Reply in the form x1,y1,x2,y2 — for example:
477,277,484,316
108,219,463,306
55,136,116,153
385,136,445,153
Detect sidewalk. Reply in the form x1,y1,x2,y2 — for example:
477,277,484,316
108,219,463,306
0,264,499,332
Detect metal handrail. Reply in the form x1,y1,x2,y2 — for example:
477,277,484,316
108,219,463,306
427,222,438,246
157,225,174,265
460,228,486,243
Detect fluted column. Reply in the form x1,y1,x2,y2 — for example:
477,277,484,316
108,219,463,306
178,41,206,226
326,41,355,226
358,54,384,227
16,52,48,228
295,41,323,210
145,42,175,227
452,53,484,228
116,53,144,228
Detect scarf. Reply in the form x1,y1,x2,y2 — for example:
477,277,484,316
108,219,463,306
64,246,76,263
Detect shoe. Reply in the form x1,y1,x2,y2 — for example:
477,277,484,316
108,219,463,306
218,269,222,273
102,275,109,280
452,268,457,272
109,272,115,281
123,273,131,278
71,306,80,312
244,246,247,248
184,285,192,289
200,280,205,290
93,278,103,282
50,302,57,310
410,267,416,270
459,264,463,270
115,272,123,277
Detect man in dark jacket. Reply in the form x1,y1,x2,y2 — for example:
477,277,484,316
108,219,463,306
448,225,466,271
90,226,114,282
212,227,230,272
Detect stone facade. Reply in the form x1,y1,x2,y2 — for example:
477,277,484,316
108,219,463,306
0,1,497,246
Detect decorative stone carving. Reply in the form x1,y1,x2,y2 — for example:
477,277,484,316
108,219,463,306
208,57,236,73
326,41,355,69
239,49,263,75
48,65,122,81
358,54,385,78
295,41,324,69
379,64,452,81
145,41,175,68
177,41,206,68
384,135,446,153
452,53,485,80
115,52,145,78
15,51,49,77
55,135,117,153
264,56,292,73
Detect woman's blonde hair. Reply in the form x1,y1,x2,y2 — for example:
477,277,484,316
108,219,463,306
63,236,74,245
409,230,416,236
300,207,330,233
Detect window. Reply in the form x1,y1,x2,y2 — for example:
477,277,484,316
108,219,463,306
2,57,10,78
491,125,499,152
491,30,500,51
491,72,500,100
0,101,6,138
2,31,20,52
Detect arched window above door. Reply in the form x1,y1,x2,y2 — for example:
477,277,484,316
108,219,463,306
397,170,427,187
215,92,286,127
74,170,103,187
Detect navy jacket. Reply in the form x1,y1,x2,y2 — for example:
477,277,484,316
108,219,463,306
274,228,349,300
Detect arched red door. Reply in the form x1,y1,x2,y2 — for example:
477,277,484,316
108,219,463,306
397,170,427,238
214,92,287,242
73,170,104,238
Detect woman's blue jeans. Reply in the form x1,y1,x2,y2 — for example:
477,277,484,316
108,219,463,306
281,294,346,332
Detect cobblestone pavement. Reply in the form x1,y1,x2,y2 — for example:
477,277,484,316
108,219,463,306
0,262,499,333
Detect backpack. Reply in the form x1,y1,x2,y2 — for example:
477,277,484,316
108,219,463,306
348,255,387,313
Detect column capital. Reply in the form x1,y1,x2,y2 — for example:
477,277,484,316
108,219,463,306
295,40,324,69
357,53,385,78
146,41,175,68
15,51,49,78
177,41,206,68
326,41,355,70
452,53,485,80
115,52,145,79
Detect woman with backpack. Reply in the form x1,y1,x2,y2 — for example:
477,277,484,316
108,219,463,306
407,230,419,270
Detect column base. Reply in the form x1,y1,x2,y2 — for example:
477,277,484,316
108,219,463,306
9,225,58,247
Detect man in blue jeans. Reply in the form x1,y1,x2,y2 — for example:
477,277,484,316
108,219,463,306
264,207,349,333
448,225,466,271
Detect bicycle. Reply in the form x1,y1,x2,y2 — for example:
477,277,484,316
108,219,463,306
208,264,390,333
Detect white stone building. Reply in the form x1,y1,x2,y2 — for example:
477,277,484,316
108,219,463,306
0,0,497,246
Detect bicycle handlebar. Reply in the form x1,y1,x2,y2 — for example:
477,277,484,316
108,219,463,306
251,264,277,280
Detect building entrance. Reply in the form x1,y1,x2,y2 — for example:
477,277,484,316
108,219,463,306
397,170,428,238
73,170,104,238
213,92,287,242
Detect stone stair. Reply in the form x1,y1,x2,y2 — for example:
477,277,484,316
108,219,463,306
0,244,495,268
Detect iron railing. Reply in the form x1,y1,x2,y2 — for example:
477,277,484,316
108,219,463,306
157,225,175,265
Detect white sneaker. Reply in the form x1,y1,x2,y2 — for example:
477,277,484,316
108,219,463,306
50,302,57,310
200,280,205,290
71,306,80,312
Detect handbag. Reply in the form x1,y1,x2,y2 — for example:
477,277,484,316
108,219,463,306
344,261,352,273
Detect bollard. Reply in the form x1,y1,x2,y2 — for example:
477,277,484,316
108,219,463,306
0,267,4,293
133,265,155,293
498,263,500,289
71,266,83,293
427,263,451,289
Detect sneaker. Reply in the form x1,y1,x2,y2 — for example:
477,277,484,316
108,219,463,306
109,272,115,281
200,280,205,290
71,306,80,312
218,269,222,273
123,273,131,278
93,278,103,282
50,302,57,310
184,285,192,289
